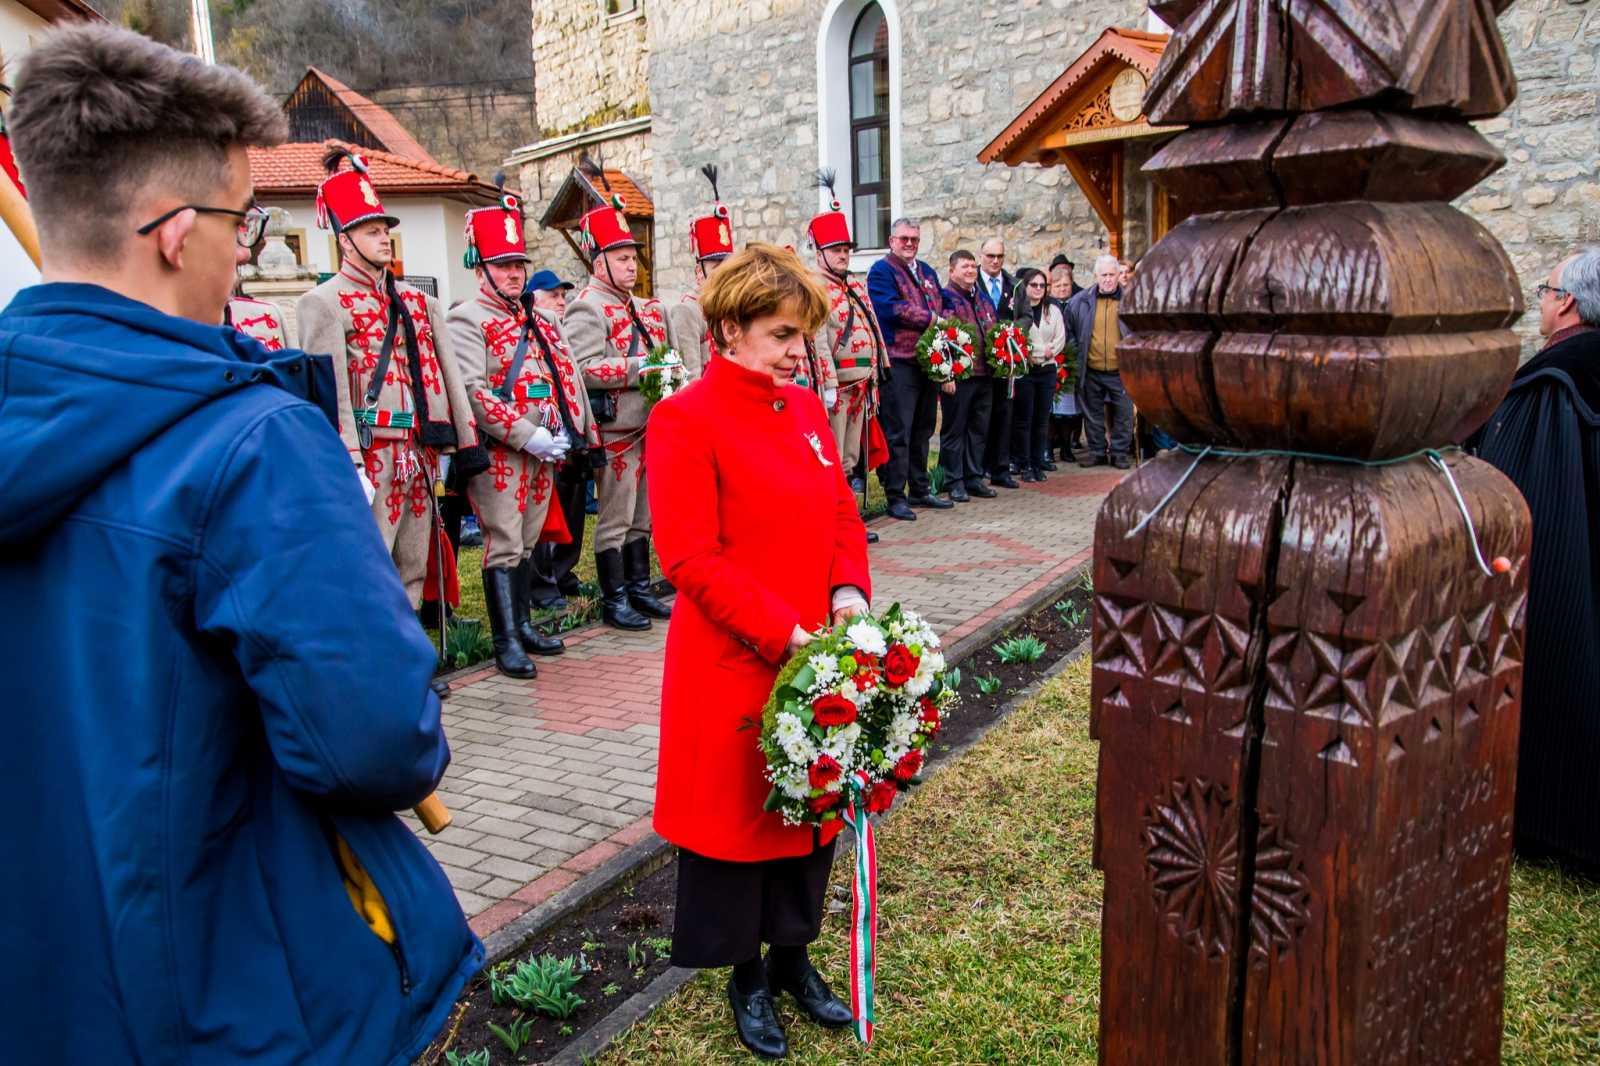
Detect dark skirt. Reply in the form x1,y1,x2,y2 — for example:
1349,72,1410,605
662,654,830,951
669,842,837,968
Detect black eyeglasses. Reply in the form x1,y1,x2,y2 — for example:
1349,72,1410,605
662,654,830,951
1535,283,1569,300
137,204,269,248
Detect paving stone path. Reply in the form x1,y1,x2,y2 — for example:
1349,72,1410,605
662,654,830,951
406,466,1124,938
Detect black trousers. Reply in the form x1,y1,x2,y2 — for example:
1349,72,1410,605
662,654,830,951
939,376,992,488
529,459,589,602
670,842,837,968
986,377,1016,477
876,360,938,500
1011,366,1056,473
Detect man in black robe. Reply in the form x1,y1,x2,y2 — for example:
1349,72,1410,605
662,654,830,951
1472,247,1600,875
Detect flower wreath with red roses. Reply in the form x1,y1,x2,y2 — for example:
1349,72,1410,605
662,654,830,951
913,318,977,383
758,603,959,827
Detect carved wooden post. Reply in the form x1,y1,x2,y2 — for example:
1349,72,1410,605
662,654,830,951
1092,2,1532,1062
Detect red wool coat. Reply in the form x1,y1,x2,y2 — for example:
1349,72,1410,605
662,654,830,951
647,355,871,862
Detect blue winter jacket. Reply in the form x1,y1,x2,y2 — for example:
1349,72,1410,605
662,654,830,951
0,284,483,1064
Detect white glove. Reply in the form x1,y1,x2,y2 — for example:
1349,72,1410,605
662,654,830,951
823,387,838,411
523,426,571,462
356,468,376,505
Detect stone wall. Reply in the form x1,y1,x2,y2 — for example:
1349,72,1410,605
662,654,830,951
533,2,650,136
515,129,654,284
646,0,1137,298
1477,0,1600,351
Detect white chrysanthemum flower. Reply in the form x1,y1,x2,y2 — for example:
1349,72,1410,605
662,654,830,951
808,653,842,688
846,620,888,657
921,650,945,674
780,774,811,800
884,742,910,765
904,672,933,698
888,711,919,748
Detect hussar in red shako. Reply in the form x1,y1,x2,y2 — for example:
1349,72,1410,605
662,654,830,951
668,163,734,379
563,174,678,631
224,293,288,350
296,148,482,616
809,168,886,490
446,188,599,678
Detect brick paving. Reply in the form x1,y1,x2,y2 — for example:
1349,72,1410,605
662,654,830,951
406,465,1124,938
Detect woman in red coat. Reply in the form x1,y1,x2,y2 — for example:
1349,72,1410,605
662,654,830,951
647,243,872,1059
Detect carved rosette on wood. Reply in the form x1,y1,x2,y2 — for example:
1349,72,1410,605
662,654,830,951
1093,2,1531,1064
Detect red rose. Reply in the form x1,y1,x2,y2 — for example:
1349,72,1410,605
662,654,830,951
812,692,857,728
884,644,919,686
809,754,843,790
893,749,924,782
866,780,899,814
808,791,840,814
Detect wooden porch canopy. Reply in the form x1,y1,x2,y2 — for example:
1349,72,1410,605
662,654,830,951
539,165,657,295
979,27,1181,258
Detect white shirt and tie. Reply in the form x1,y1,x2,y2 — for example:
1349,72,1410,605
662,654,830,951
981,270,1005,311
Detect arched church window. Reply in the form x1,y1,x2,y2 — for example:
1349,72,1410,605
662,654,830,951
848,3,890,250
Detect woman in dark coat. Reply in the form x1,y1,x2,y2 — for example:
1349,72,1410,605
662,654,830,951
646,243,873,1058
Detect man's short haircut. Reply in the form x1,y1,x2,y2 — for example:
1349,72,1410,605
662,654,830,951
1094,253,1121,274
1561,247,1600,327
980,237,1005,254
889,217,920,234
9,24,287,264
949,249,976,268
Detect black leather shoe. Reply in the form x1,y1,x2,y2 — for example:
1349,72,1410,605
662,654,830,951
1112,455,1133,469
866,530,880,543
430,677,451,700
513,559,566,656
1041,459,1058,472
946,486,970,503
910,493,955,510
768,963,854,1030
886,498,917,521
595,548,651,631
967,481,997,498
531,593,568,613
1021,469,1040,483
1079,455,1108,468
728,977,789,1059
623,538,672,619
991,473,1020,489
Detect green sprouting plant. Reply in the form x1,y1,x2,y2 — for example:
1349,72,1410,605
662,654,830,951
487,961,514,1007
580,939,602,954
1077,570,1094,595
441,618,494,669
1054,599,1086,628
976,674,1002,695
602,982,622,997
499,954,588,1019
445,1049,490,1066
626,940,648,969
644,935,672,958
487,1015,535,1055
559,1023,575,1037
994,635,1048,664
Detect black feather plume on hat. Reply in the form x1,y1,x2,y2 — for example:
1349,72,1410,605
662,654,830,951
323,145,355,174
700,163,720,202
814,167,838,198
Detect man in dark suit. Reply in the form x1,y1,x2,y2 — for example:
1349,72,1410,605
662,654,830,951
978,238,1014,318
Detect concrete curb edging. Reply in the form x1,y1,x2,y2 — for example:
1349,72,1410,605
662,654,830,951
514,558,1096,1063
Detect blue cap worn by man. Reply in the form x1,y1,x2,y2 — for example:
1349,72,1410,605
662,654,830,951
0,25,481,1064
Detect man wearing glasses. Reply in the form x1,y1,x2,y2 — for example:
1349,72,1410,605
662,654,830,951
0,25,478,1062
1470,247,1600,876
867,217,953,520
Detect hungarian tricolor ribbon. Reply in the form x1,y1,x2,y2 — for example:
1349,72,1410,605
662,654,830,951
844,770,879,1045
1004,332,1025,400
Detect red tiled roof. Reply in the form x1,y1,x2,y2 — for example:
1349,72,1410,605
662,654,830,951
248,140,503,201
539,166,655,230
979,27,1171,165
304,67,439,164
590,169,654,219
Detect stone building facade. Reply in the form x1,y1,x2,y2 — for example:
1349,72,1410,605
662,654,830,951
517,0,1598,352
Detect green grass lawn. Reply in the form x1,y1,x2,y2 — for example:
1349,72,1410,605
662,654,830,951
597,657,1600,1065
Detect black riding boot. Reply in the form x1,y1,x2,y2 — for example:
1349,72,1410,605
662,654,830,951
596,548,651,631
514,557,565,656
623,538,672,619
484,567,537,678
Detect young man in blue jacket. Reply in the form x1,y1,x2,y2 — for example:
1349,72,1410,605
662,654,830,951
0,25,482,1065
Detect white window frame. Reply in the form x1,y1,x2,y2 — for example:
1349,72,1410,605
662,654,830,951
816,0,903,273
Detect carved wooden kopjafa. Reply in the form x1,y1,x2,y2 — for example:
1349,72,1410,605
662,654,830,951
1093,3,1531,1063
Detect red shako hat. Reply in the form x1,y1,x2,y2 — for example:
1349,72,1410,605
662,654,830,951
465,188,530,266
807,167,853,250
315,147,399,233
689,163,734,262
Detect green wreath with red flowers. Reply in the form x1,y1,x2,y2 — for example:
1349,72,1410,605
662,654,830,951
1054,339,1080,398
986,321,1031,380
914,318,978,383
